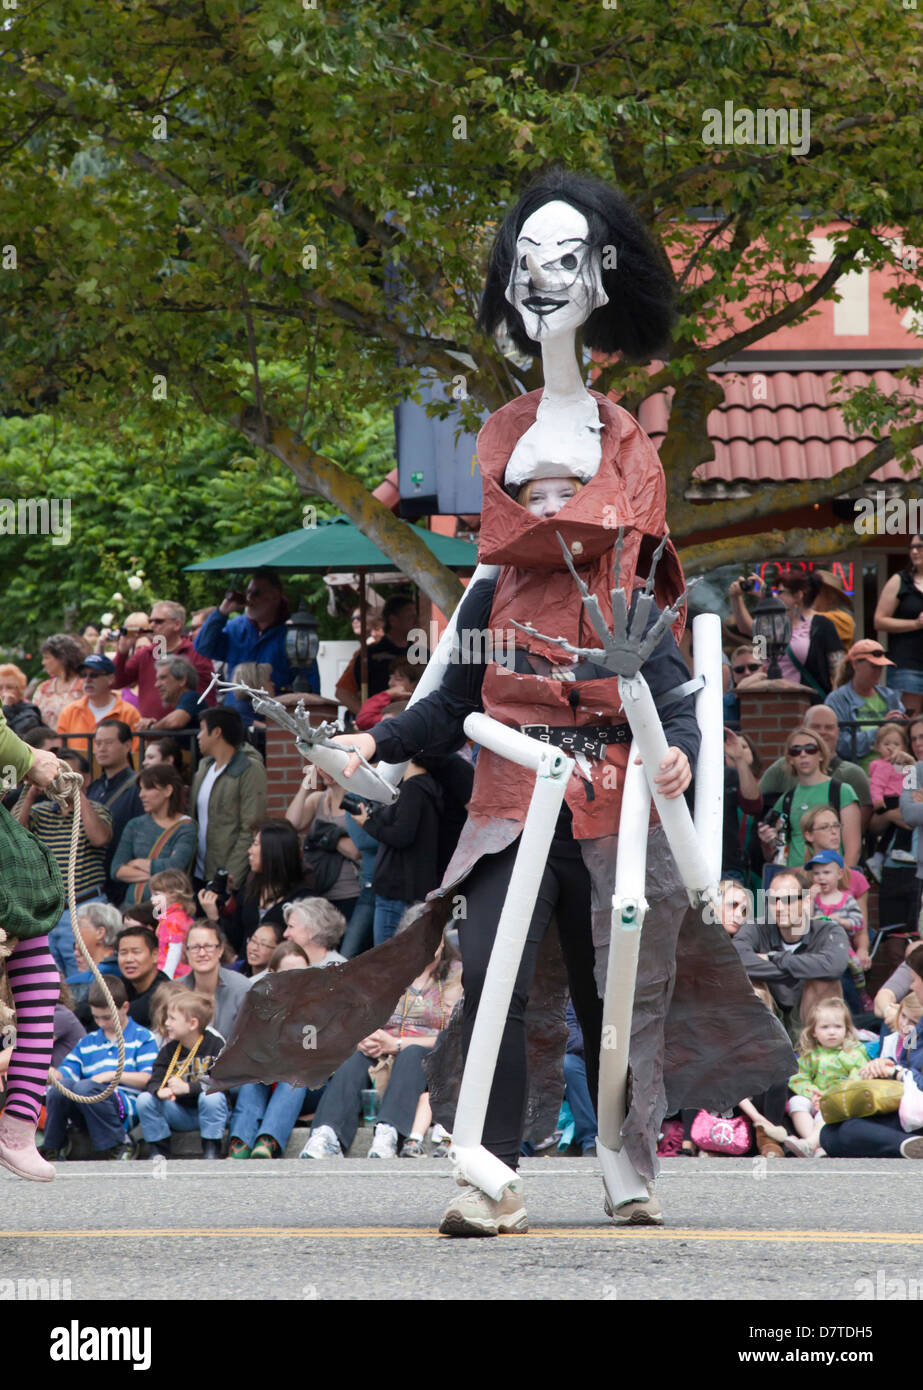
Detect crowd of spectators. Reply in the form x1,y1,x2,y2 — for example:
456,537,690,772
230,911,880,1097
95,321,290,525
3,555,923,1166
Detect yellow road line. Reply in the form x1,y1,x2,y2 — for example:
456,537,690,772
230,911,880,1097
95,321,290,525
2,1227,922,1245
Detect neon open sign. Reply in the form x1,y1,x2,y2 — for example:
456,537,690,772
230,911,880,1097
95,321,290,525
757,559,854,595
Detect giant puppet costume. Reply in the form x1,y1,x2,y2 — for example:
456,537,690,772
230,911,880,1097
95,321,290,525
211,171,795,1233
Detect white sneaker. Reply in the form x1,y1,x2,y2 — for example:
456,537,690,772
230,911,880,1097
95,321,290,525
439,1177,528,1237
604,1180,664,1226
299,1125,343,1160
368,1122,398,1159
783,1135,816,1159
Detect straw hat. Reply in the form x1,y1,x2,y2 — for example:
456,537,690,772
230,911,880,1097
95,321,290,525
813,569,853,610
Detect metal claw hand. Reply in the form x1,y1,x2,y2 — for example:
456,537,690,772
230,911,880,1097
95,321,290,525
513,532,699,679
201,677,342,748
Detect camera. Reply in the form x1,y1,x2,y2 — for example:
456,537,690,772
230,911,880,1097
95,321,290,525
738,577,758,593
205,868,230,908
341,792,365,815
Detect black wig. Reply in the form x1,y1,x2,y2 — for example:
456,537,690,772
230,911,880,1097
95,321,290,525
477,169,675,362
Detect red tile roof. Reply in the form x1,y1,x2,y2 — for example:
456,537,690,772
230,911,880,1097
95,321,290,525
636,370,923,485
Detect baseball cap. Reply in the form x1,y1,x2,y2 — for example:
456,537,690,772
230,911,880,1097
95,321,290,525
79,654,116,675
846,639,894,667
805,849,844,869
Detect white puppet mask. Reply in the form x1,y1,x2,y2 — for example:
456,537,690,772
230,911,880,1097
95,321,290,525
504,200,609,346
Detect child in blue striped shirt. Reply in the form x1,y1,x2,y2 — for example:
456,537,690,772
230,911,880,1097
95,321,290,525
41,977,158,1160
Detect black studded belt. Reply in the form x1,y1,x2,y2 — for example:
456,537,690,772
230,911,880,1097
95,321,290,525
520,724,631,761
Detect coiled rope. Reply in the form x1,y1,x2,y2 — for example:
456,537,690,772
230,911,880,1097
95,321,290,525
45,766,126,1104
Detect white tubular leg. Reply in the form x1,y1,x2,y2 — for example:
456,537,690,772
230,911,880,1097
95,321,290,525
618,674,713,902
597,753,652,1210
450,719,573,1200
377,562,501,787
692,613,724,888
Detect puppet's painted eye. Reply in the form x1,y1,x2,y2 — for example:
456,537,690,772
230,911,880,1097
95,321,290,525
519,255,529,270
560,253,578,269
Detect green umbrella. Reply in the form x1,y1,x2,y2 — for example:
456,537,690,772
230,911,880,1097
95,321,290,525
183,514,478,573
184,514,477,702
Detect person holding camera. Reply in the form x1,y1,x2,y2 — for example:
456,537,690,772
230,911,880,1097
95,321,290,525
112,601,215,721
729,572,843,702
196,819,314,956
193,570,318,724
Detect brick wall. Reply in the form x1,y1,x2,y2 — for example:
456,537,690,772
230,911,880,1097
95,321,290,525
738,684,813,764
264,703,339,816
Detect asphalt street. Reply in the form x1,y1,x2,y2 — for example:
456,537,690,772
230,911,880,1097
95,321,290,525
2,1156,920,1302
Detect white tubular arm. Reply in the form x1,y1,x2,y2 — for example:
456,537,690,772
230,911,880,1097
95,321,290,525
377,562,501,786
692,613,724,889
617,672,713,902
449,714,573,1200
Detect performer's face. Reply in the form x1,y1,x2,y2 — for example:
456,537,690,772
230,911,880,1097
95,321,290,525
520,477,579,518
505,200,608,343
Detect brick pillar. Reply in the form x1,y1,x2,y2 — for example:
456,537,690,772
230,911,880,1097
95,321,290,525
738,682,813,765
264,702,340,817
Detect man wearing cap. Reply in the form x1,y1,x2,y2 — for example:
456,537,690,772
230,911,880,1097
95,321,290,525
56,655,142,747
759,704,873,830
824,641,906,768
813,570,855,647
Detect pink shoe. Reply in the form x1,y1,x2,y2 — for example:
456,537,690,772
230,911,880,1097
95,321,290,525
0,1114,56,1182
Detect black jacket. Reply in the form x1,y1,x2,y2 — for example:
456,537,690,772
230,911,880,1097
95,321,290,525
795,614,843,702
219,876,316,955
732,915,850,1009
146,1026,225,1106
364,772,444,902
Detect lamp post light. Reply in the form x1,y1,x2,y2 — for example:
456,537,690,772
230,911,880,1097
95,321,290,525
751,589,791,681
285,598,319,692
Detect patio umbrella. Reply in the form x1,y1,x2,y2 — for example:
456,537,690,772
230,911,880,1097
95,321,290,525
184,515,478,700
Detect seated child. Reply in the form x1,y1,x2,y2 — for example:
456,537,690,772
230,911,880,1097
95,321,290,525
805,849,873,1011
135,991,227,1159
149,868,196,980
41,977,158,1160
785,996,868,1157
880,991,923,1067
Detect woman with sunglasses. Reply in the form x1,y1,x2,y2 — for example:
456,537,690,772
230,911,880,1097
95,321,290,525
759,728,861,871
873,537,923,717
824,640,906,769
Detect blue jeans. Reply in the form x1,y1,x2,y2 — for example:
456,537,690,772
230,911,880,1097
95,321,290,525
42,1077,126,1152
341,885,375,958
820,1110,908,1158
563,1052,598,1150
49,894,106,979
373,896,407,947
230,1082,307,1150
135,1089,229,1141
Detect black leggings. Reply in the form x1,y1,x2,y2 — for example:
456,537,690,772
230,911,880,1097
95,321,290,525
457,836,603,1171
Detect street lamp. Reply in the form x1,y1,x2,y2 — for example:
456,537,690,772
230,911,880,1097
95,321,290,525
751,589,791,681
285,598,319,691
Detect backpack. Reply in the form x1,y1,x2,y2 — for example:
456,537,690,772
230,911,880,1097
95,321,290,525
301,818,349,896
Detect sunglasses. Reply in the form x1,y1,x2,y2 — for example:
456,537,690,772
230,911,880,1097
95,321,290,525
732,663,762,674
788,743,820,756
769,894,804,907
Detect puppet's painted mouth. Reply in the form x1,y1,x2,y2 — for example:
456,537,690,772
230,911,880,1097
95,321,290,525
522,295,567,314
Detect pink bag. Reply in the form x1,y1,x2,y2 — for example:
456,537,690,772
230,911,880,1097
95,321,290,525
899,1070,923,1132
690,1110,752,1156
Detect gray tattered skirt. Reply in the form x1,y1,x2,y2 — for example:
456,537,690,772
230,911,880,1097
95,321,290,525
211,814,795,1181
